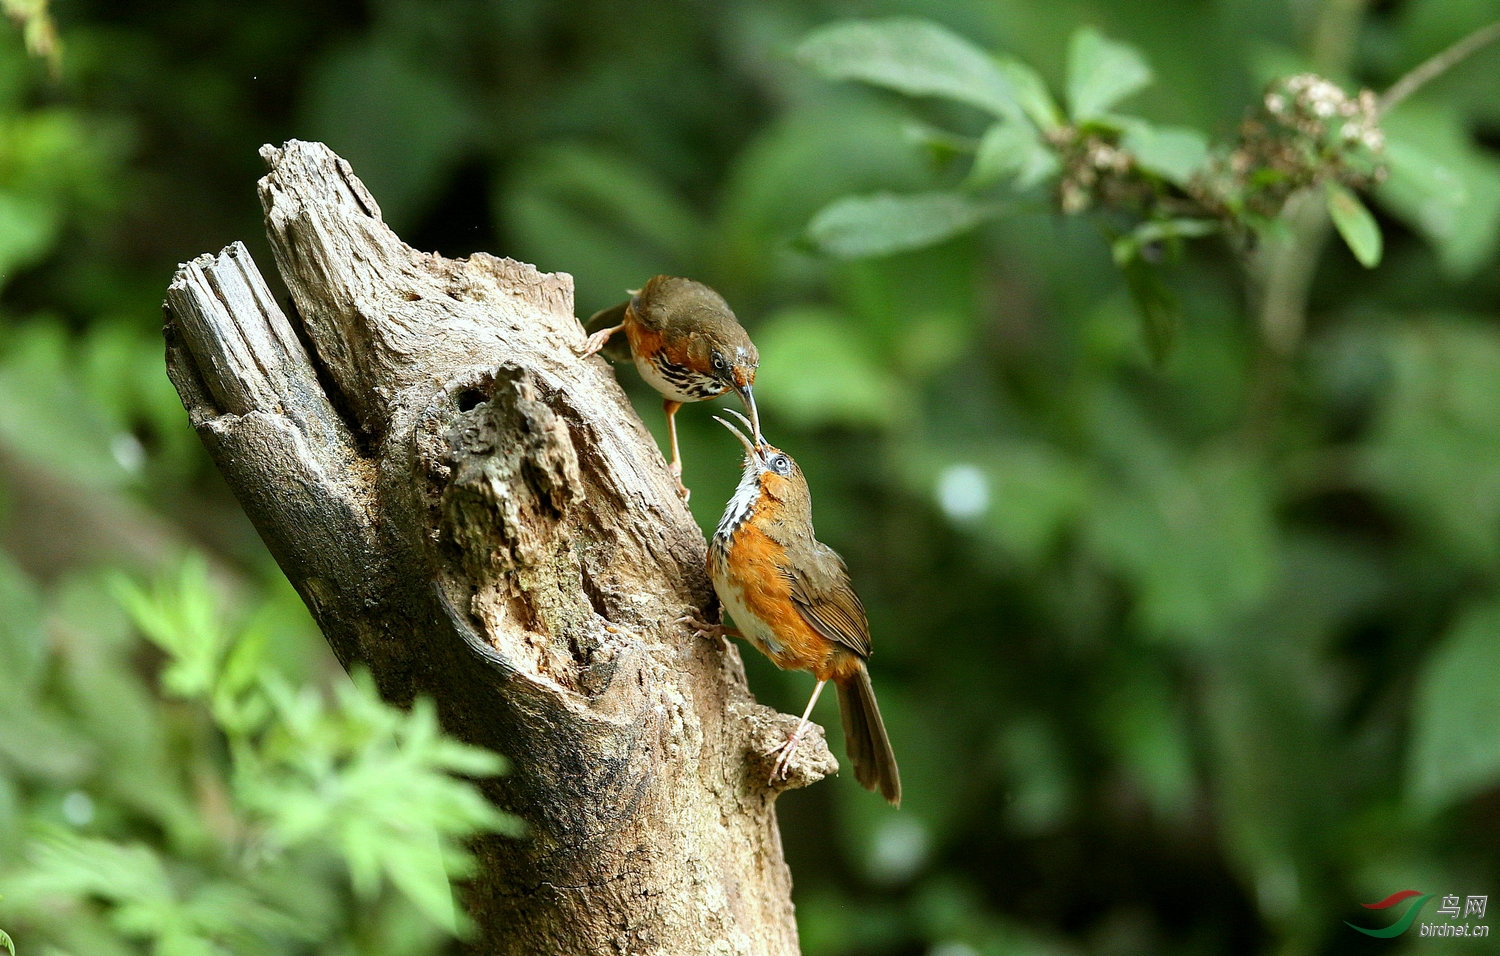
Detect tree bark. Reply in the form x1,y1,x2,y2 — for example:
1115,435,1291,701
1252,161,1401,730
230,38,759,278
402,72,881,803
161,140,834,954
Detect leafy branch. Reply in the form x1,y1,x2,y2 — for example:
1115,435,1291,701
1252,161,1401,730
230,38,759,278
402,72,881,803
1,557,519,954
796,17,1494,360
112,557,522,930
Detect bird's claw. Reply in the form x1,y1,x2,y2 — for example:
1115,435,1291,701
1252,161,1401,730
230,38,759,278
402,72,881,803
578,328,613,358
679,611,735,641
667,461,691,503
766,724,809,782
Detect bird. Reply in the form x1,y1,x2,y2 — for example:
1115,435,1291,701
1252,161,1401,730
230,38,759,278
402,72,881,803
579,275,760,503
698,409,901,806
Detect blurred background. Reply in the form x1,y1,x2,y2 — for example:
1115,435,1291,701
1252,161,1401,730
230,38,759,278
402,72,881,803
2,0,1500,954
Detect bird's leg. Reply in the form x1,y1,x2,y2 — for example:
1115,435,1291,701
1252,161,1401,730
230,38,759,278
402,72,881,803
578,321,625,357
769,679,827,781
663,399,690,502
679,610,741,642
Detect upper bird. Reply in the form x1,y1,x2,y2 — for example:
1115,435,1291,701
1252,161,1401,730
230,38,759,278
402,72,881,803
579,275,760,502
703,410,901,806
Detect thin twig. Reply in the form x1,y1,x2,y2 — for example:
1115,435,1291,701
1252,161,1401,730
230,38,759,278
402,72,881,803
1380,19,1500,116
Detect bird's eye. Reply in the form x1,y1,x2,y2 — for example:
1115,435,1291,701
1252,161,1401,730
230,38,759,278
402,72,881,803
771,455,790,475
711,352,726,370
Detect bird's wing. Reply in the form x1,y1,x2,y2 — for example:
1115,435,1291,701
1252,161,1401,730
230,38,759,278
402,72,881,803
626,275,670,331
785,542,872,658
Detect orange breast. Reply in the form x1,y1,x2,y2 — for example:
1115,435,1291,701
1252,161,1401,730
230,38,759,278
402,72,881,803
712,522,855,681
623,315,665,361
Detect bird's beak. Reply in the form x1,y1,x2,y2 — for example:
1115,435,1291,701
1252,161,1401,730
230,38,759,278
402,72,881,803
735,383,762,444
714,410,764,468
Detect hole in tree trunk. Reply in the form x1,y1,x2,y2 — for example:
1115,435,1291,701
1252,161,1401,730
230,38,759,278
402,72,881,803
458,388,488,412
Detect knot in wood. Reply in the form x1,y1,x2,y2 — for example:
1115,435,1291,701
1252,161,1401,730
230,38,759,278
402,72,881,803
441,365,581,574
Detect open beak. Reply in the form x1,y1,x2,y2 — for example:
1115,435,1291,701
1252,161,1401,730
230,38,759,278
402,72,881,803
735,383,762,445
713,409,764,467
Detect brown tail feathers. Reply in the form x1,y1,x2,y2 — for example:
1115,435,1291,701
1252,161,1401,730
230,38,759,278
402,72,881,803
836,663,901,807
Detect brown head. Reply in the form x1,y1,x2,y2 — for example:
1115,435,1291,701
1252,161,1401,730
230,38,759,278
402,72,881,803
636,276,761,439
712,410,812,539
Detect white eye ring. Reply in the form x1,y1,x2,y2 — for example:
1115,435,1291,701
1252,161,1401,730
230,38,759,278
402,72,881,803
712,353,726,369
772,456,790,474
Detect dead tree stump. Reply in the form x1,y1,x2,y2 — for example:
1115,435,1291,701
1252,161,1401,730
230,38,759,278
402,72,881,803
162,139,834,955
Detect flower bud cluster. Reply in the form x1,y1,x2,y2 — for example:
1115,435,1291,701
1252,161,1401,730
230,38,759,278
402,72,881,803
1264,74,1384,154
1199,73,1386,227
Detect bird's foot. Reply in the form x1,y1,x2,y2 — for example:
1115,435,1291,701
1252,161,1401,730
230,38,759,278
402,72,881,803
577,332,607,358
766,719,811,782
669,461,691,504
679,611,740,642
578,325,618,358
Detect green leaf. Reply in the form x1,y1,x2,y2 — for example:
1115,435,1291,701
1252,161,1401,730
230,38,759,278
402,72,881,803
1325,182,1382,268
1376,104,1500,278
901,121,977,165
1120,257,1178,364
1410,600,1500,809
1067,27,1152,122
711,104,931,293
9,833,174,906
1121,123,1210,186
111,556,231,702
797,19,1022,121
0,925,11,956
995,56,1063,129
806,191,997,258
969,122,1059,190
9,832,307,951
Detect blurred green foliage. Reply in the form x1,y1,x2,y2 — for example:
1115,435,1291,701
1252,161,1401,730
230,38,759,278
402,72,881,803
1,550,516,954
2,1,1499,955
